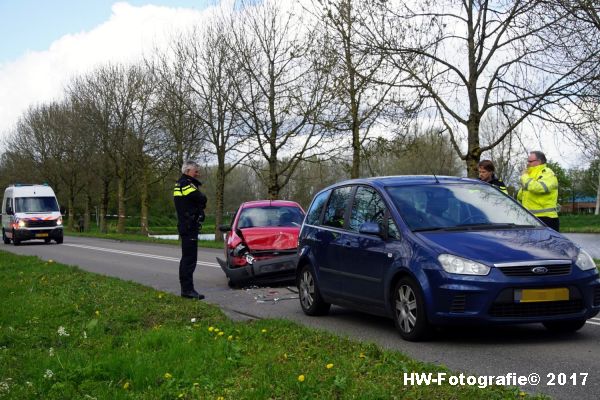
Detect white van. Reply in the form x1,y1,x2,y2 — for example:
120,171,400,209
1,184,63,245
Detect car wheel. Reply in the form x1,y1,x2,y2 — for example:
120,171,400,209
543,319,586,333
297,264,330,316
12,230,20,246
392,277,430,341
55,236,63,244
2,229,10,244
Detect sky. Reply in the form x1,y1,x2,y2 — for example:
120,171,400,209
0,0,581,168
0,0,216,145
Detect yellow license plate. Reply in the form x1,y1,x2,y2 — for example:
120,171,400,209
35,233,49,238
515,288,569,303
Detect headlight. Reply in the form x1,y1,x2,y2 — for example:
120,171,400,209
438,254,490,275
17,220,26,228
56,217,63,226
576,249,597,271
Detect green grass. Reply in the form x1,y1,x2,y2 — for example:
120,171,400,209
560,214,600,233
0,251,543,399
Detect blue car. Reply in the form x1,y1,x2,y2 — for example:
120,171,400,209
296,176,600,341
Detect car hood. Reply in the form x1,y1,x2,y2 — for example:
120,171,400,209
418,228,579,264
240,227,299,251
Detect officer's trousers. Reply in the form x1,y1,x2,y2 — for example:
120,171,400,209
179,234,198,292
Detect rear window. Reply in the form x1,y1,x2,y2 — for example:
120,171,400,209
238,206,304,228
15,197,59,213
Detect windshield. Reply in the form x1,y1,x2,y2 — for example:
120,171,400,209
386,183,542,231
238,206,304,228
15,197,59,213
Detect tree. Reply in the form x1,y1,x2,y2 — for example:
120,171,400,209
169,15,251,242
230,0,335,198
364,0,600,177
310,0,401,178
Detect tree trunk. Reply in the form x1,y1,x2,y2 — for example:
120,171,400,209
214,158,225,243
596,173,600,215
100,181,109,233
117,172,126,234
139,168,149,236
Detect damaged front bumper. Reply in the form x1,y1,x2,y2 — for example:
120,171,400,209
216,252,298,285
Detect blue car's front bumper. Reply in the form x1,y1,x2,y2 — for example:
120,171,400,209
423,267,600,325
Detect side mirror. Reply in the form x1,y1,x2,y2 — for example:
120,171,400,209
218,224,231,233
60,206,66,215
358,221,384,237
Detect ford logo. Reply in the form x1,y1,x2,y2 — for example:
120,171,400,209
532,266,548,274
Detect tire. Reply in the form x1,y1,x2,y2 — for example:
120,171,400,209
297,264,330,316
55,236,63,244
12,230,20,246
2,229,10,244
392,277,431,341
543,319,586,333
44,238,51,244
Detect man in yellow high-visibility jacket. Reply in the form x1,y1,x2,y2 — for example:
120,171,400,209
517,151,560,231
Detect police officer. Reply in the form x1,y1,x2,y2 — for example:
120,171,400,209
173,161,208,299
477,159,508,194
517,151,560,231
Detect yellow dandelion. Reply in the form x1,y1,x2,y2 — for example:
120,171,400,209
48,259,54,263
359,352,366,359
218,331,224,336
164,372,173,380
261,329,267,333
297,374,305,382
123,382,130,390
158,293,164,299
519,392,526,397
227,335,233,341
283,353,288,359
208,326,215,332
95,310,100,316
217,397,225,400
326,363,334,369
214,328,220,333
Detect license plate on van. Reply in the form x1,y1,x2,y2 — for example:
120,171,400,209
515,288,569,303
36,233,49,238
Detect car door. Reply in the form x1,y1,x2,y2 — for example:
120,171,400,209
338,186,397,308
310,185,354,298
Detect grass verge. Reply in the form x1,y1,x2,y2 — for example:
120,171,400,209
0,251,542,399
560,214,600,233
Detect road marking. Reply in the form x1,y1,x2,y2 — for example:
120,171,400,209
63,243,220,268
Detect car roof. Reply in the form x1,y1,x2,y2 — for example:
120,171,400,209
320,175,482,192
240,200,302,208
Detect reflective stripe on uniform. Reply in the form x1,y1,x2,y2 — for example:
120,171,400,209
523,178,532,191
181,184,197,195
173,184,197,197
529,206,561,214
539,181,549,193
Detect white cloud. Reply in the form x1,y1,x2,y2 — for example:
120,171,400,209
0,2,211,145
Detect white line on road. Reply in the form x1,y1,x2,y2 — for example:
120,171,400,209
586,320,600,326
63,243,220,268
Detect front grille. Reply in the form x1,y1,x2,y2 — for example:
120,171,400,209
450,294,467,313
498,264,571,277
594,287,600,307
489,300,583,318
25,220,57,228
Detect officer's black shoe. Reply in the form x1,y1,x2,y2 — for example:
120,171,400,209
181,290,205,300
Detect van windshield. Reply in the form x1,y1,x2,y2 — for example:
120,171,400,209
15,197,59,213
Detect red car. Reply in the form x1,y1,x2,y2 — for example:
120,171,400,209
217,200,305,287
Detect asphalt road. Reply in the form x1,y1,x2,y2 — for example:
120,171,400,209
3,235,600,400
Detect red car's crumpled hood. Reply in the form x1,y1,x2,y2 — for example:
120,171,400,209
240,227,299,251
